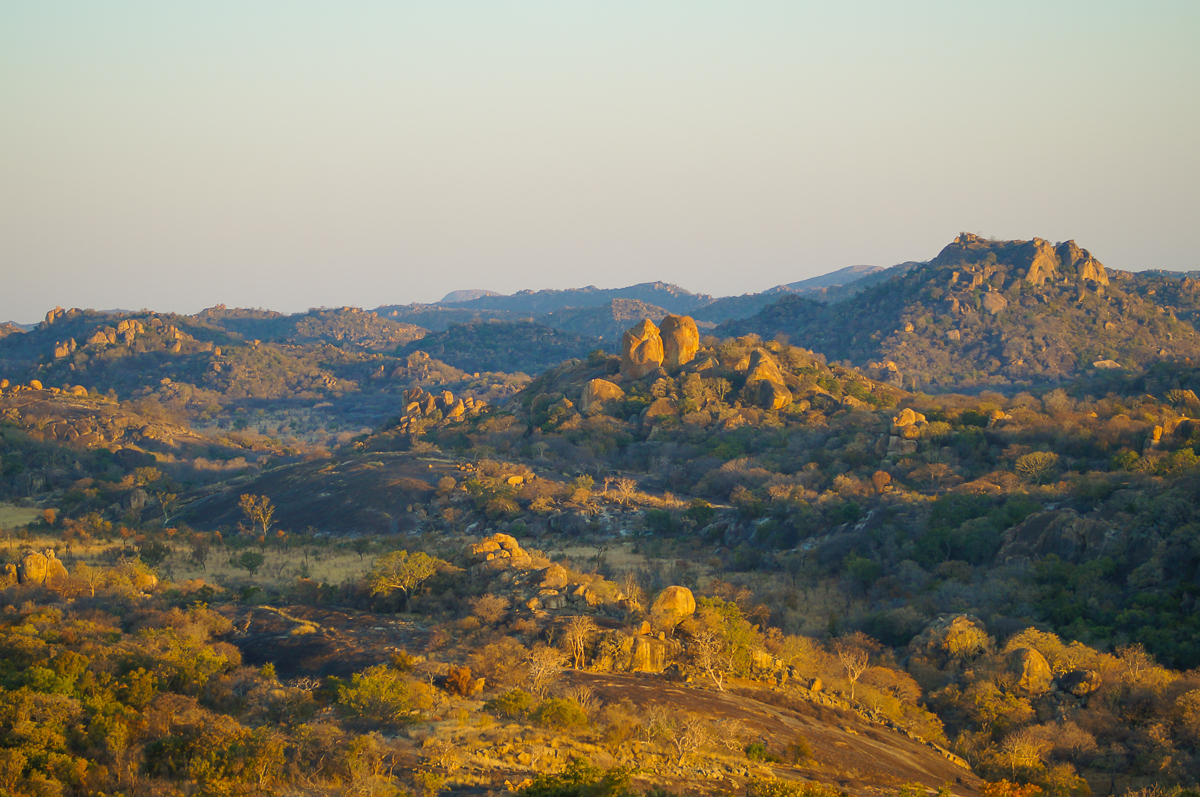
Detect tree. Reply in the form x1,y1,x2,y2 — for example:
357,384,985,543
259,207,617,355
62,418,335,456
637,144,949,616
562,615,597,669
239,494,275,536
691,628,731,691
614,478,637,507
368,550,447,612
157,492,178,524
833,632,876,701
527,645,563,697
1015,452,1059,484
235,551,265,577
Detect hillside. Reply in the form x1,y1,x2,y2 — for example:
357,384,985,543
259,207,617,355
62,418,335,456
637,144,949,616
719,234,1200,389
396,320,603,375
447,281,715,315
537,298,681,343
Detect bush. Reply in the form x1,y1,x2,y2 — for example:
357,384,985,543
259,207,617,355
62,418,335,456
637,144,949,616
484,688,534,719
533,697,589,730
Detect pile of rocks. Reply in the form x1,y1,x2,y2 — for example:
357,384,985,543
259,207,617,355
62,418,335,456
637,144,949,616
389,386,487,432
619,314,700,379
1,549,69,587
881,407,928,457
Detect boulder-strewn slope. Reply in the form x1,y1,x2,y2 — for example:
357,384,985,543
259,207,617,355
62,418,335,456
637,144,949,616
719,234,1200,389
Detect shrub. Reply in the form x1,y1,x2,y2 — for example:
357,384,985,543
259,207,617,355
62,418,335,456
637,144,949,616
533,697,589,730
483,688,534,720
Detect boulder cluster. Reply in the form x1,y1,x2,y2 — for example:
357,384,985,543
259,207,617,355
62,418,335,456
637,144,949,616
1,549,69,587
388,386,488,433
619,314,700,378
879,407,928,457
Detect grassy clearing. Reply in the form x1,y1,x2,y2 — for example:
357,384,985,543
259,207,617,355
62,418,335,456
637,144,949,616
0,502,42,528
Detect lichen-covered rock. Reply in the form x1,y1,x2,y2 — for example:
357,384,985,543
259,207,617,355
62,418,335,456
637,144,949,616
580,378,625,413
659,315,699,369
1008,647,1053,695
650,585,696,628
620,319,664,379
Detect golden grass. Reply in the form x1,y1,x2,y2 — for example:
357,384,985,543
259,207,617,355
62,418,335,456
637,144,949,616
0,503,42,528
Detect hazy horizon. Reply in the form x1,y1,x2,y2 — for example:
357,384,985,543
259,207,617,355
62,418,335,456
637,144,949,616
3,2,1198,324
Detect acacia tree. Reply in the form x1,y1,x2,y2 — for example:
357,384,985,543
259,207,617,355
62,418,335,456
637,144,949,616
368,550,447,612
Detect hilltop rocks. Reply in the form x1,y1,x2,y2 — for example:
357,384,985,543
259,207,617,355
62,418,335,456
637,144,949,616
620,320,665,379
659,315,699,368
743,350,792,410
1057,240,1108,285
1008,647,1053,695
650,585,696,629
580,378,625,413
935,232,1108,288
883,407,928,456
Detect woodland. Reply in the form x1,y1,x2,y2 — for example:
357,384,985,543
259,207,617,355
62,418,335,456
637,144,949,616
3,236,1200,797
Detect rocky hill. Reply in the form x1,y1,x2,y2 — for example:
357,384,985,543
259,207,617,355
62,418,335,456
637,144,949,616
719,233,1200,390
536,299,688,343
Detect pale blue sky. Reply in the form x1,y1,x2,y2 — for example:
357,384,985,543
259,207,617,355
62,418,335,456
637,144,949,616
2,2,1197,323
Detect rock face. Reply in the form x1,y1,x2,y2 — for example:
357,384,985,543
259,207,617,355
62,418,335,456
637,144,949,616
650,585,696,629
580,378,625,413
659,315,699,368
995,509,1113,564
743,350,792,410
620,319,665,379
1008,647,1053,695
1057,240,1108,285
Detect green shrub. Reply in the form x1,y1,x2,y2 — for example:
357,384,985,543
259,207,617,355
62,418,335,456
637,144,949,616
483,688,534,719
533,697,589,730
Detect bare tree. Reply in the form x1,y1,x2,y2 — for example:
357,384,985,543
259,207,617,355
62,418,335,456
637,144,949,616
527,645,563,697
833,632,875,701
692,629,730,691
239,494,276,536
648,707,711,765
614,477,637,507
562,615,598,669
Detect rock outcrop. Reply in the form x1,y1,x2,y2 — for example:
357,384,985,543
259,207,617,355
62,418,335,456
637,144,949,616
743,350,792,410
579,378,625,413
17,549,69,586
1008,647,1053,695
659,314,699,368
620,319,665,379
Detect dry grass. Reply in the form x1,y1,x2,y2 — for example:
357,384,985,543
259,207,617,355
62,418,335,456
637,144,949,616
0,503,42,528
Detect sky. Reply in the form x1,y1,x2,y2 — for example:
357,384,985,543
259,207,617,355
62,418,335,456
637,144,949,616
2,2,1198,324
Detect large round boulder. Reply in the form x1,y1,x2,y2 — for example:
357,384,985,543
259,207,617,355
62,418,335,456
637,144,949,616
580,378,625,413
650,585,696,629
659,315,699,369
1008,647,1053,695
